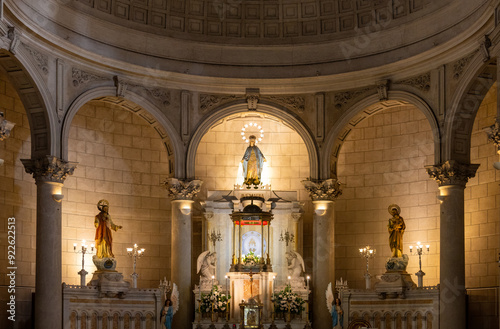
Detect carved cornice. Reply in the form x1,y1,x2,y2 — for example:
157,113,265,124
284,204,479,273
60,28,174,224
22,43,48,74
301,178,342,201
334,87,372,109
484,121,500,154
265,95,306,113
21,155,77,183
72,67,107,87
425,160,479,187
199,94,239,113
163,178,203,200
246,88,260,110
396,72,430,92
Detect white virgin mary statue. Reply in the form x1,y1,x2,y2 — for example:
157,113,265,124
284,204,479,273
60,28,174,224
241,135,266,186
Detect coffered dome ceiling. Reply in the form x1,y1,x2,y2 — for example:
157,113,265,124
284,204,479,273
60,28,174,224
6,0,493,78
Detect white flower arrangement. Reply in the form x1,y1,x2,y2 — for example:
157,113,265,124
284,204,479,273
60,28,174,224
200,285,231,314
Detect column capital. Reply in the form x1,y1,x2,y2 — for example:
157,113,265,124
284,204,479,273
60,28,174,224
425,160,479,187
21,155,77,183
301,178,342,201
163,177,203,200
484,121,500,154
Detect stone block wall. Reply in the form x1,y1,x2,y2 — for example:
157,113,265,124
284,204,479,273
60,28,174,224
465,82,500,289
335,105,440,289
63,100,171,288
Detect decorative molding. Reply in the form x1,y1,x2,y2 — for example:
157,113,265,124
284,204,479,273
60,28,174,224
72,67,107,87
7,27,19,54
113,76,128,98
266,95,306,113
334,87,372,109
314,93,324,142
22,43,48,74
377,80,389,101
246,88,260,110
301,178,342,201
480,35,492,62
425,160,479,187
484,121,500,154
56,59,64,120
181,90,191,143
199,94,239,113
163,178,203,200
452,51,477,80
144,87,171,106
397,72,430,92
21,155,77,183
0,112,15,141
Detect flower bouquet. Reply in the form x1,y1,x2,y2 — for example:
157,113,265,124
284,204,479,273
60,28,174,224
272,285,305,316
200,285,231,316
243,250,260,266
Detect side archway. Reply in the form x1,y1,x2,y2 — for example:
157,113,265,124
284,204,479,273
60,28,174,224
322,91,441,179
444,53,496,163
186,100,319,179
61,87,184,177
0,49,55,157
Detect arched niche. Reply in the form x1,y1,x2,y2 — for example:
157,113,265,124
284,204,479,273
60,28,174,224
323,91,441,179
61,87,183,177
186,101,318,180
445,54,497,163
0,49,55,158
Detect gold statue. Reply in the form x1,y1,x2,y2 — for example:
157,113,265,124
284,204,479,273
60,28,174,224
94,200,122,258
241,135,266,186
388,204,405,258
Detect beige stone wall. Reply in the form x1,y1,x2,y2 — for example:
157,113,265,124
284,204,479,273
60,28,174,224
62,100,171,287
195,116,310,200
335,105,440,289
465,83,500,289
0,69,36,287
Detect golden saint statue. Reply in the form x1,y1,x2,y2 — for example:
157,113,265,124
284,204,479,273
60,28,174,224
387,204,405,258
94,200,122,258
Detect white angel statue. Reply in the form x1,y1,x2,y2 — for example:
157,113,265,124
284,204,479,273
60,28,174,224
160,283,179,329
197,251,217,285
286,250,305,278
326,282,344,329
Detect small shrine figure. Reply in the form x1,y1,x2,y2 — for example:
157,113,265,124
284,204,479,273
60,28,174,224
94,199,122,258
387,204,405,258
241,135,266,186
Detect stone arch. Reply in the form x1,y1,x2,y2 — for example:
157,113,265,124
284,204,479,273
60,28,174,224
61,86,184,177
322,91,441,180
0,49,55,158
186,100,318,179
445,52,497,163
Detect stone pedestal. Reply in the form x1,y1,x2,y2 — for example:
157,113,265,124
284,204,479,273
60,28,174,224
375,255,415,298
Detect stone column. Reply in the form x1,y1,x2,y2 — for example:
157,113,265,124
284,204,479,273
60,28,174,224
21,155,77,329
426,161,478,329
302,179,342,329
164,178,202,328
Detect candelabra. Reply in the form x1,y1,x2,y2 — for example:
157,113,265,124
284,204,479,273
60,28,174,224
159,277,172,300
359,246,375,289
127,243,145,288
208,229,222,249
73,240,94,286
279,229,295,247
409,242,429,287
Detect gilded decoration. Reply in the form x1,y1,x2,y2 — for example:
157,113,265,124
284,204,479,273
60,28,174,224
21,155,77,183
484,121,500,154
301,178,342,201
425,160,479,186
163,178,203,200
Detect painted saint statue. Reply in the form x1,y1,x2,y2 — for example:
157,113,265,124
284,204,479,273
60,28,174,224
241,135,266,186
387,204,405,258
94,199,122,258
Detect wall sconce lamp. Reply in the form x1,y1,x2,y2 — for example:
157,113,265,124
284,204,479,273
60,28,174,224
314,207,326,216
180,206,192,215
53,194,64,202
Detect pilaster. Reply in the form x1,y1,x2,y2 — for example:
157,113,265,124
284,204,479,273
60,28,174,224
425,161,478,329
21,155,77,329
301,178,342,328
164,178,202,328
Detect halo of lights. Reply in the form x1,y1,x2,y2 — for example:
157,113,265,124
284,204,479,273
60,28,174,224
241,122,264,143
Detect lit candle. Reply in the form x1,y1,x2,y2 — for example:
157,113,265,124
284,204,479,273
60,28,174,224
409,245,413,253
73,243,77,251
306,275,310,290
426,245,430,252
